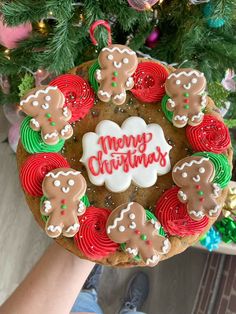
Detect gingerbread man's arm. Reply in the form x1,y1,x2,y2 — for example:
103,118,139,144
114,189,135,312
40,198,56,216
76,200,86,216
211,183,222,199
166,98,176,112
125,76,134,90
95,69,105,82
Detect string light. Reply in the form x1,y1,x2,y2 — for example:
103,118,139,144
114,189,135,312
38,20,46,29
4,49,10,59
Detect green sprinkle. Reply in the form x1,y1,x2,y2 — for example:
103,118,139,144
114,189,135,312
141,234,147,241
50,122,56,126
61,205,67,209
184,93,189,97
184,105,190,109
113,71,118,77
112,82,117,87
46,113,51,118
198,191,204,196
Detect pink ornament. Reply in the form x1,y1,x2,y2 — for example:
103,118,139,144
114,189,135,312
145,27,160,48
0,15,32,49
8,122,21,153
221,69,236,92
3,103,24,125
34,68,51,86
128,0,159,11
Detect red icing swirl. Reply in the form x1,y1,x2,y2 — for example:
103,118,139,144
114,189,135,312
49,74,95,122
20,153,70,197
131,62,169,103
74,206,119,260
155,187,209,237
186,115,230,154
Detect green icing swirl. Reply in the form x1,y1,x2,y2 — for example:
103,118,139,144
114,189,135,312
193,152,231,189
161,95,173,123
20,116,64,154
89,61,100,93
120,209,165,261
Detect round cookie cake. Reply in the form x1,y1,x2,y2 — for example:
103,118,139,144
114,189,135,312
17,45,233,267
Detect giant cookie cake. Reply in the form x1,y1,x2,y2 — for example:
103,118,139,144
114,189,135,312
17,43,233,267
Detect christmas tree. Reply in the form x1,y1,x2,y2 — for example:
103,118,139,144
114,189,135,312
0,0,236,151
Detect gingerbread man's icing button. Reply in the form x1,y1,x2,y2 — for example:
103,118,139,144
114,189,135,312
40,167,87,238
172,156,222,220
20,85,73,145
106,202,171,267
95,44,138,105
165,68,207,128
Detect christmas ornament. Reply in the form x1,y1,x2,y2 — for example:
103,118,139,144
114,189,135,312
199,227,221,251
145,27,160,48
8,122,21,153
0,15,32,49
190,0,210,4
3,103,24,125
128,0,159,11
221,69,236,92
34,69,51,87
0,74,10,94
203,4,225,28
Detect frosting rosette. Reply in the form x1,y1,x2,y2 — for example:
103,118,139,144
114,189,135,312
186,115,230,153
89,61,100,93
131,62,169,103
155,187,209,237
74,206,119,260
20,153,70,197
20,116,64,154
49,74,95,122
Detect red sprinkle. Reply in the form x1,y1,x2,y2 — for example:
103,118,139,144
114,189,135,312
155,187,209,237
135,230,141,235
131,62,169,103
199,197,205,202
61,199,66,204
146,240,152,245
186,115,230,154
74,207,119,260
184,99,189,103
196,185,201,190
49,74,95,123
61,210,65,215
20,153,70,197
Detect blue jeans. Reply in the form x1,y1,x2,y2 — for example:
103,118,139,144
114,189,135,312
71,289,146,314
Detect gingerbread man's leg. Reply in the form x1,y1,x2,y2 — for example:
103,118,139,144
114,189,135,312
30,118,41,131
97,88,112,103
188,199,205,220
45,214,63,238
62,212,80,237
188,111,204,126
172,106,189,128
112,87,126,106
59,123,73,141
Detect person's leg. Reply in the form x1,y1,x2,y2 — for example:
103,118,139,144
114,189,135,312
119,272,149,314
71,265,104,314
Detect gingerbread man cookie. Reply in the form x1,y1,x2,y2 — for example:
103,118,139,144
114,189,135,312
41,168,87,238
172,156,222,220
20,85,73,145
106,202,170,266
165,68,207,128
95,44,138,105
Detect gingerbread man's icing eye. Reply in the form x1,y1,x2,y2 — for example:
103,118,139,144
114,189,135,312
119,225,125,232
54,180,61,187
129,213,135,220
68,179,75,186
176,80,181,85
32,101,39,106
45,95,51,101
199,167,205,174
182,172,188,178
107,54,114,61
192,78,198,84
123,58,129,64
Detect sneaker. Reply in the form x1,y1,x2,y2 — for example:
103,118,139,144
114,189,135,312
82,264,103,292
119,271,149,312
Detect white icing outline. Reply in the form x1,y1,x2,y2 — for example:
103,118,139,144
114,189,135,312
189,210,205,218
102,47,136,55
173,157,209,172
126,247,138,256
43,200,52,213
98,90,111,98
96,69,102,81
61,124,71,136
191,112,204,122
213,183,221,197
46,170,81,178
47,225,62,233
63,107,69,117
168,71,204,79
167,99,176,108
150,219,160,230
209,205,221,217
107,202,133,234
146,255,160,265
44,132,58,140
31,118,40,128
20,86,58,106
65,223,80,233
178,190,187,201
201,94,207,109
162,239,170,254
78,201,85,213
174,115,188,121
113,93,126,100
126,77,133,88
